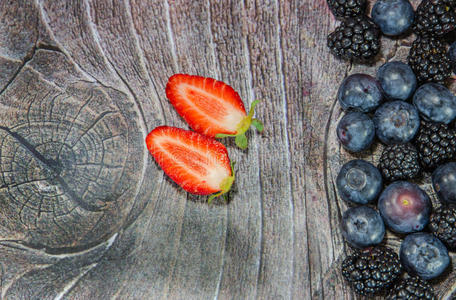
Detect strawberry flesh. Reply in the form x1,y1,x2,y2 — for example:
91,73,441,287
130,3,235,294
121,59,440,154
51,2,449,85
166,74,247,137
145,126,233,197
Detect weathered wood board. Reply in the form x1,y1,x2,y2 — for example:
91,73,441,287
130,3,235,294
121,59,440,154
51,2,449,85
0,0,454,299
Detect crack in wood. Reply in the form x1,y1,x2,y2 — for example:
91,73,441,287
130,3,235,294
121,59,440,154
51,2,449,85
0,125,104,212
0,46,37,96
35,42,63,53
0,126,62,174
69,110,116,147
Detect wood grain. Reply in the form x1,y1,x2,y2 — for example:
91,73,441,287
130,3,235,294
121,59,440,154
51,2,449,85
0,0,454,299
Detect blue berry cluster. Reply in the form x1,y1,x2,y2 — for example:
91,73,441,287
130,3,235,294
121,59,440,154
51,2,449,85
332,1,456,295
327,0,456,86
327,0,416,62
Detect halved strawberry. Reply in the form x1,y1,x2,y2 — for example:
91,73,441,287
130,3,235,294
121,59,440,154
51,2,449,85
145,126,235,203
165,74,263,149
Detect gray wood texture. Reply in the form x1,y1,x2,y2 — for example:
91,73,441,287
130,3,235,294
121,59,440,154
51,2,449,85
0,0,454,299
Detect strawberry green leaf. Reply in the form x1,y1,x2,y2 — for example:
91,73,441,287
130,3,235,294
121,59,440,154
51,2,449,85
235,134,248,150
215,133,236,138
252,118,264,132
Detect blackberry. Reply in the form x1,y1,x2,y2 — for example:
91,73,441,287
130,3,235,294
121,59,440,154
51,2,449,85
327,16,381,61
378,143,421,182
413,0,456,37
341,246,402,295
407,36,452,84
387,277,435,300
428,206,456,250
414,120,456,170
326,0,367,19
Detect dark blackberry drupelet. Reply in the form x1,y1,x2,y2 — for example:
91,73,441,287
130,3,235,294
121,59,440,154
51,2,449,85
341,246,402,296
378,143,421,182
326,0,367,19
407,36,452,84
327,16,381,61
429,206,456,250
387,277,435,300
414,120,456,170
413,0,456,37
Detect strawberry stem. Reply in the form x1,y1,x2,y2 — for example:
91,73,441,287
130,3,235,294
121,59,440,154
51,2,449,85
207,161,236,204
215,100,263,150
248,100,261,119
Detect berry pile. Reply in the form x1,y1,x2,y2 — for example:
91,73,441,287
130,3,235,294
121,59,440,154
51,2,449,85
327,0,414,61
330,0,456,296
326,0,456,87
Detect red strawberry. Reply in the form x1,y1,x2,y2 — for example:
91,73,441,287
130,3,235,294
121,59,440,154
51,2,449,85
165,74,263,149
145,126,235,203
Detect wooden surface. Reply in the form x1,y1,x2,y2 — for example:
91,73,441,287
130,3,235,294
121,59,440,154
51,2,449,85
0,0,454,299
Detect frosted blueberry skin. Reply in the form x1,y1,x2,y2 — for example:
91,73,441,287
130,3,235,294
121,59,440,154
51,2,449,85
432,162,456,205
341,206,385,248
337,74,383,113
373,100,420,144
336,159,383,205
337,112,375,152
371,0,414,36
400,232,450,280
413,83,456,124
378,181,431,234
377,61,417,100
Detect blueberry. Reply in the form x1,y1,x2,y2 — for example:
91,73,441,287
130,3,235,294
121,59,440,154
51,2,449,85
432,162,456,205
449,41,456,73
371,0,414,36
337,112,375,152
413,83,456,124
400,232,450,280
337,74,383,112
373,100,420,144
341,206,385,248
377,61,417,100
336,159,383,205
378,181,431,234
